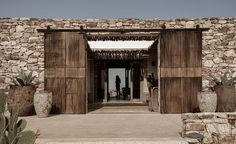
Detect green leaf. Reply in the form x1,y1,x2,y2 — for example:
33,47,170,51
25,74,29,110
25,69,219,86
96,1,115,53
25,71,33,85
16,131,37,144
0,90,7,113
0,134,8,144
10,78,21,86
17,119,27,133
0,114,6,134
220,72,228,85
16,78,25,86
8,105,19,143
28,76,36,85
225,77,236,86
210,74,221,85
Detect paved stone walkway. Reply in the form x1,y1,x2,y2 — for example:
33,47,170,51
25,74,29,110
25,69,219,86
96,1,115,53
23,113,186,144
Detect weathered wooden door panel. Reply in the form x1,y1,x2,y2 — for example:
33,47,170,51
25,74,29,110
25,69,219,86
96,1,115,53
160,30,202,113
45,32,66,68
45,78,66,114
45,32,87,114
160,78,182,113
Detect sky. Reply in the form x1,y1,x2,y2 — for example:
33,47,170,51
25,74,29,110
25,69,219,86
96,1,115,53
108,69,125,91
0,0,235,19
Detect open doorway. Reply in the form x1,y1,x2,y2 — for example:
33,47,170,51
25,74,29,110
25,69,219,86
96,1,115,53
108,68,130,101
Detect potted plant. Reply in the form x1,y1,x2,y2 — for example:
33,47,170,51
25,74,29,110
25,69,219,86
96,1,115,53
146,73,158,112
8,69,38,116
210,72,236,112
34,90,52,118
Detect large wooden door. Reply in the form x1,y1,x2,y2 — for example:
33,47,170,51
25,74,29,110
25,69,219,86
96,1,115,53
160,30,202,113
45,32,87,114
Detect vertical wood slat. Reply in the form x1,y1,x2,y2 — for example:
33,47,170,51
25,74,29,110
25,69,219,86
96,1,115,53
45,32,66,113
65,32,86,114
45,32,66,68
160,30,202,113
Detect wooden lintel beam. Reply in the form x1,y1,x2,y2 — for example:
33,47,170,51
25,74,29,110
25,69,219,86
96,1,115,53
37,28,209,33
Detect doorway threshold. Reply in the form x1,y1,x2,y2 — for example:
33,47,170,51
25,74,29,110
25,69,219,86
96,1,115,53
88,101,149,114
103,100,147,106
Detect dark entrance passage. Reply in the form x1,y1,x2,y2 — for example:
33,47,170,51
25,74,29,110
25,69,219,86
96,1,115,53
132,63,141,99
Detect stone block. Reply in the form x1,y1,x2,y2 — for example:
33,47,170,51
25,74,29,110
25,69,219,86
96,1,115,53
16,25,24,32
204,60,214,67
198,113,215,119
28,58,37,64
206,124,231,135
186,123,205,131
224,50,235,57
182,113,199,120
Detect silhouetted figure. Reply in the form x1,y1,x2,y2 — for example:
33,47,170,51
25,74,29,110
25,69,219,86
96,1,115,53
115,75,121,99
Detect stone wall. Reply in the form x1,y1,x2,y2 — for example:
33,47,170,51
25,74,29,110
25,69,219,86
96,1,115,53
182,113,236,143
0,17,236,91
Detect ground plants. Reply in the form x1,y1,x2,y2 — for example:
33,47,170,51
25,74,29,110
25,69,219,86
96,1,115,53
0,90,39,144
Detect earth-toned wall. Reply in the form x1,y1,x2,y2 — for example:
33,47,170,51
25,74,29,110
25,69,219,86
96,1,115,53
182,113,236,143
0,17,236,91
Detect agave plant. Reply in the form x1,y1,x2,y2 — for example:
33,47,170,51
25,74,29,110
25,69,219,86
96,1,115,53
11,69,38,86
210,72,236,86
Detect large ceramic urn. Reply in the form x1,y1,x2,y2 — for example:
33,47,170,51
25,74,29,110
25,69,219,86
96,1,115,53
34,91,52,118
197,91,217,112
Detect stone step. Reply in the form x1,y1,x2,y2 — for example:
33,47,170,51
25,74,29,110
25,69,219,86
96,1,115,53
36,138,188,144
88,105,151,114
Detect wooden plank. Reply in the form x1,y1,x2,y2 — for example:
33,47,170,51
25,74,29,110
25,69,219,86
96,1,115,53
45,78,66,114
160,30,203,113
78,78,86,114
65,32,86,114
65,94,74,113
45,32,66,68
66,68,85,78
66,79,78,94
37,27,210,33
45,68,65,78
45,68,86,79
45,32,87,114
66,33,80,67
182,78,202,113
160,78,182,113
160,68,201,77
78,34,86,67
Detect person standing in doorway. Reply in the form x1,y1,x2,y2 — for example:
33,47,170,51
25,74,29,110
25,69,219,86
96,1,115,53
115,75,121,99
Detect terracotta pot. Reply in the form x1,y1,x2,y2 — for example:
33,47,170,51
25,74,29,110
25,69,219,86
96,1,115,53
214,85,236,112
8,85,36,116
197,91,217,112
34,91,52,118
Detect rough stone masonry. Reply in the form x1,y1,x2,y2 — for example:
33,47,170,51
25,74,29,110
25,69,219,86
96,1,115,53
182,113,236,143
0,17,236,91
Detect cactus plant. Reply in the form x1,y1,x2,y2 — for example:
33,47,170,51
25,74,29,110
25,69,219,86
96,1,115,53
0,89,39,144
